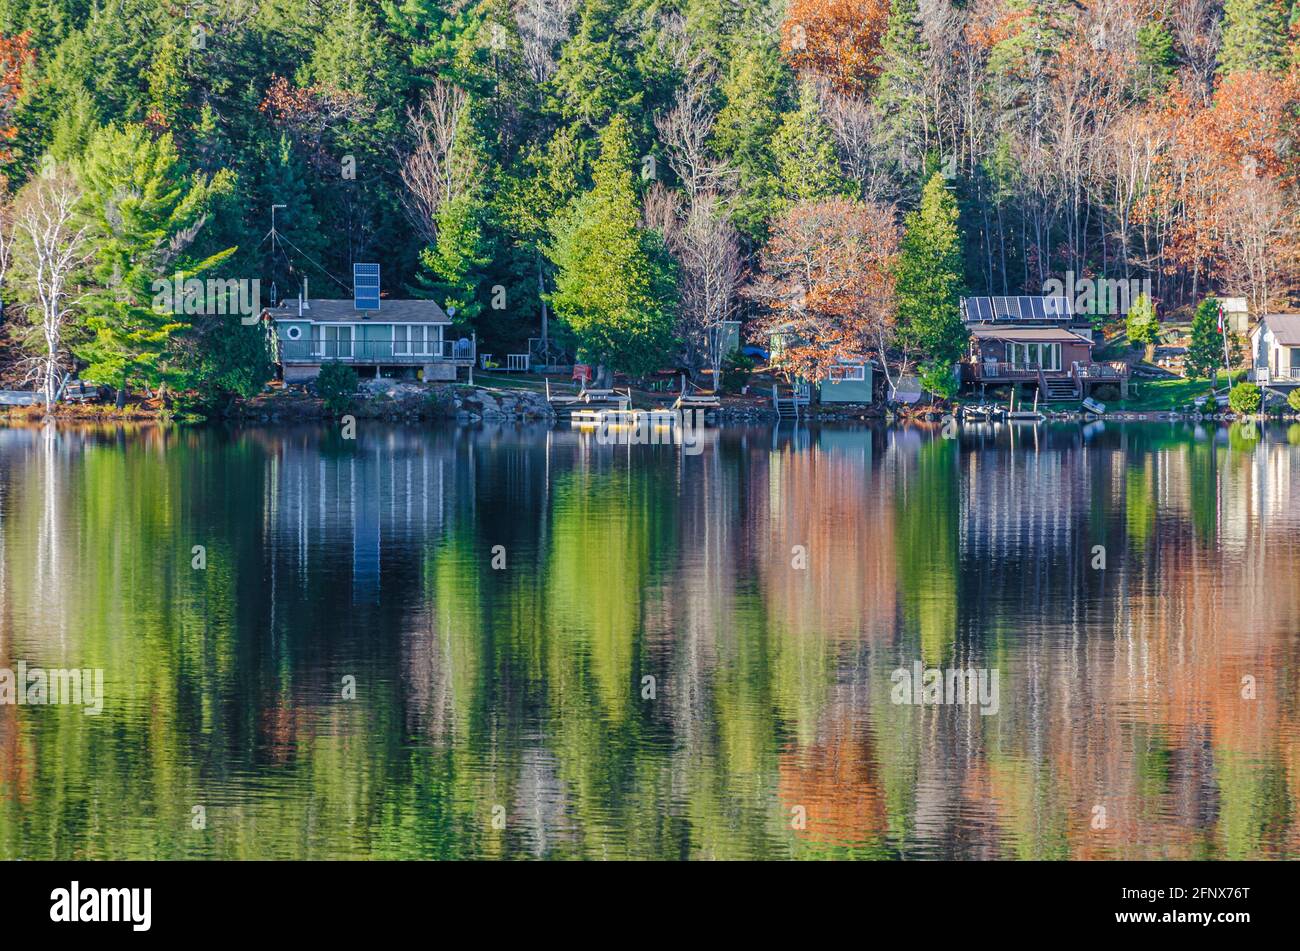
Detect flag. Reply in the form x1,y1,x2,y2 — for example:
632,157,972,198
1217,302,1225,333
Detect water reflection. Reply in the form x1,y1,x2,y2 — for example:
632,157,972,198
1,420,1298,859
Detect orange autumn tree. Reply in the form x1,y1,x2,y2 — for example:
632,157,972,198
0,31,34,164
747,197,900,385
1151,68,1300,311
781,0,891,97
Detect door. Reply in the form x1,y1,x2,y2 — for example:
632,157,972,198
323,325,352,359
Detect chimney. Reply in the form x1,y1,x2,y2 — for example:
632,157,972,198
303,277,309,309
298,287,303,317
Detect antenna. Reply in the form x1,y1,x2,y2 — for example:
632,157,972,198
269,204,287,307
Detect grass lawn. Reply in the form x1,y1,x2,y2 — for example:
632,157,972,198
1115,370,1243,411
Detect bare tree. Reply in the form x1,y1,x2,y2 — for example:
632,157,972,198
655,48,734,199
515,0,575,86
817,83,895,203
398,81,472,247
1171,0,1222,102
645,184,744,383
12,169,91,406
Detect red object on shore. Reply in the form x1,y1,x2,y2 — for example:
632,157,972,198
573,364,592,384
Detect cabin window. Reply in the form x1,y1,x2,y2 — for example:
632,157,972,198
829,364,865,382
396,325,433,355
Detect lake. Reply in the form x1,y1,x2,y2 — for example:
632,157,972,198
1,419,1298,859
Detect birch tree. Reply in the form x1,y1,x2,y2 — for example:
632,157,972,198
12,169,91,406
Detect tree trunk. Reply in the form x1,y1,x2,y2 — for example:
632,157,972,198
115,387,127,410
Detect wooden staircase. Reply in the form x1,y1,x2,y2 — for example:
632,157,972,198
1039,373,1080,402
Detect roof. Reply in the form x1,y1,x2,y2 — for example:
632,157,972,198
1256,313,1300,346
266,298,452,323
971,326,1093,344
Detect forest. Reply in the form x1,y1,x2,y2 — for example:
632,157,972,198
0,0,1296,406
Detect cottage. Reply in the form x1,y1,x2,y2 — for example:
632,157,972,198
818,358,874,404
960,295,1128,400
1248,314,1300,388
266,297,476,383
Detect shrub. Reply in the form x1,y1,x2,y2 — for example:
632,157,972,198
1092,383,1120,403
316,361,359,414
1228,382,1261,415
1288,389,1300,413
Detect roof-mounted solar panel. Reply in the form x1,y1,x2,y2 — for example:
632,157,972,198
354,263,380,311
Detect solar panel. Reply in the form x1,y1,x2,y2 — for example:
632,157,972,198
354,263,380,311
1028,297,1046,318
975,297,991,321
993,297,1014,318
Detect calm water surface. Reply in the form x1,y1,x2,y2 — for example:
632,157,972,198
1,419,1298,859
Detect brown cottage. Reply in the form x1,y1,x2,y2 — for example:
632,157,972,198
960,296,1128,401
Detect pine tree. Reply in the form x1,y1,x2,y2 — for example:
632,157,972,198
712,41,789,241
1218,0,1289,74
1186,296,1226,382
74,123,234,405
545,114,677,380
872,0,929,177
895,172,965,366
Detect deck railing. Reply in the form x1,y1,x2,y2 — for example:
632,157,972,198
1256,366,1300,383
278,337,476,365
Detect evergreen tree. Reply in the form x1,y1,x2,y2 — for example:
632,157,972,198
895,172,965,365
550,0,646,141
1135,21,1177,97
872,0,929,178
545,115,677,381
712,41,789,241
770,82,849,207
74,123,234,405
1218,0,1289,74
1186,296,1227,381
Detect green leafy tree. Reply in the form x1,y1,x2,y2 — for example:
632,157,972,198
413,193,492,327
1126,292,1160,361
74,123,234,406
895,172,965,365
1218,0,1289,74
546,115,677,382
1186,296,1226,382
1287,388,1300,413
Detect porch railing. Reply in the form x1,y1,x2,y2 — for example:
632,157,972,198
278,337,476,365
1256,366,1300,384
